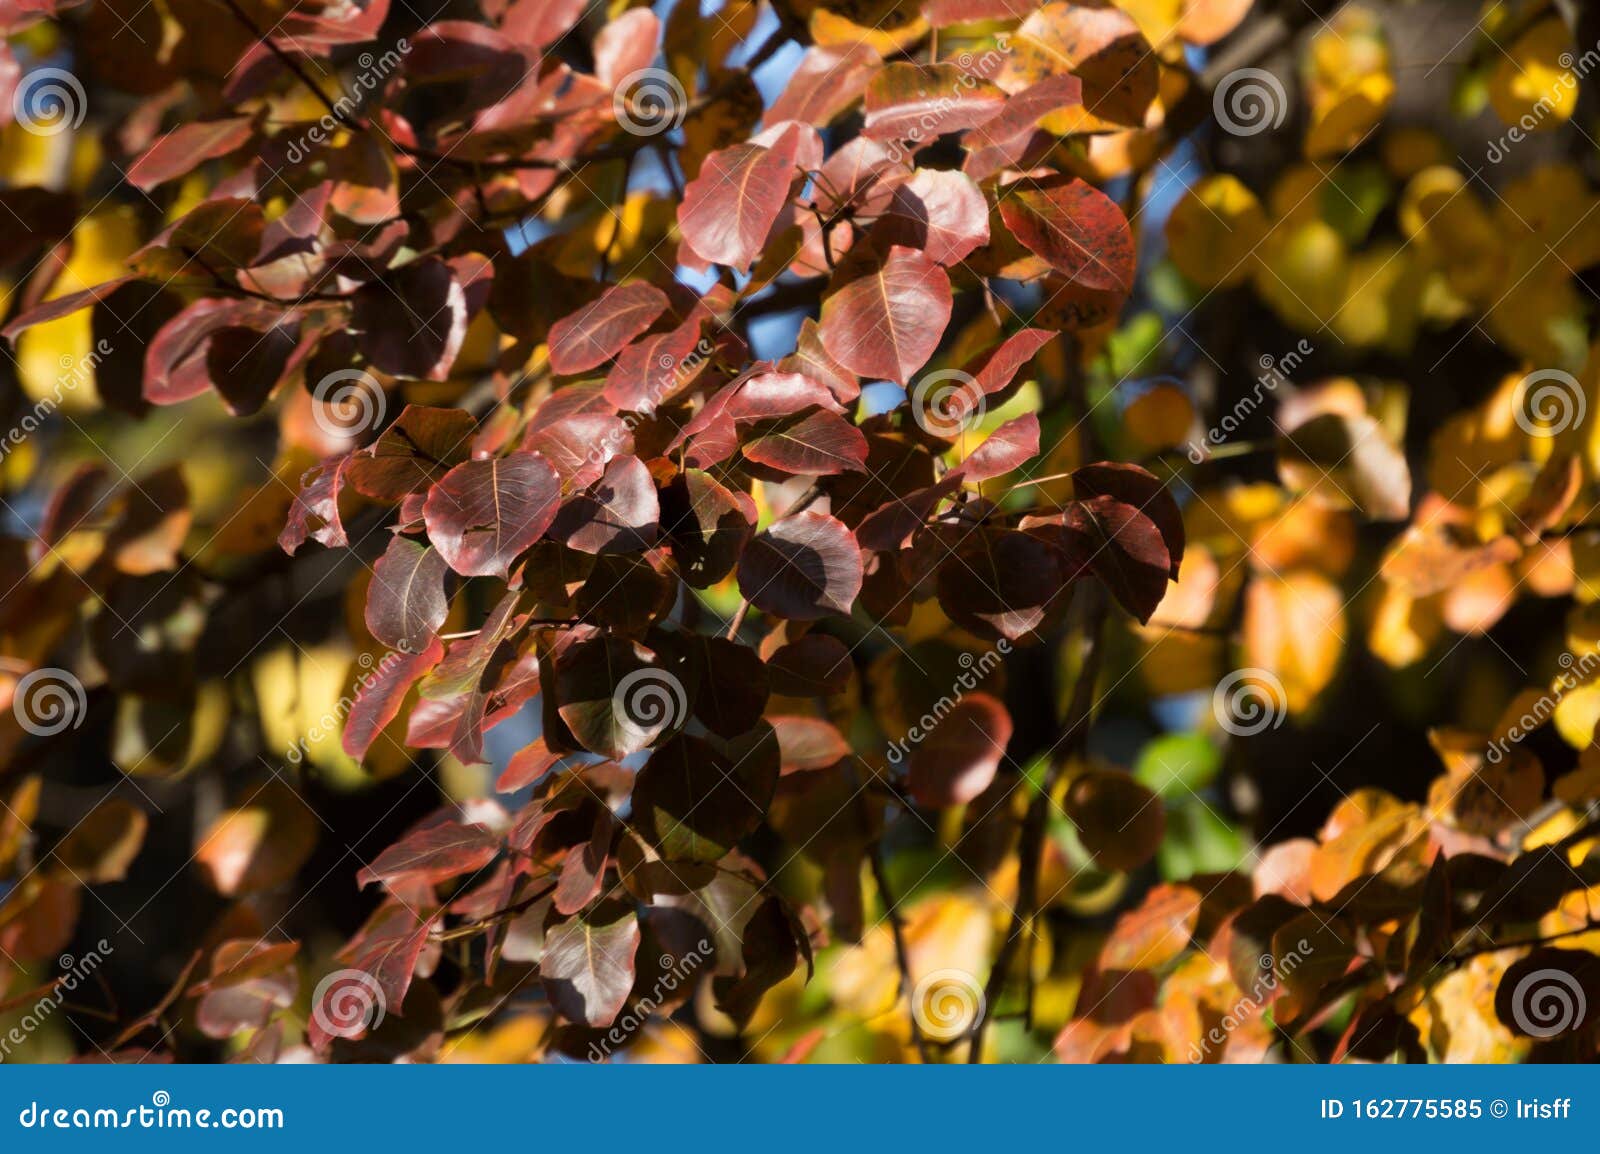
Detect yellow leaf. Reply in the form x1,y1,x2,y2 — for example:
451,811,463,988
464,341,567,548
1165,173,1268,288
1123,380,1195,451
1410,952,1528,1062
16,207,142,412
1252,219,1348,332
1301,4,1393,159
1242,570,1345,712
1304,72,1394,159
1488,17,1578,131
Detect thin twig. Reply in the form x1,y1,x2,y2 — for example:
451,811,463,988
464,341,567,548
967,584,1108,1061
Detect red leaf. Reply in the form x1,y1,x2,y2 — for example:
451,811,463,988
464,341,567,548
661,468,756,588
540,903,640,1028
602,311,710,412
632,728,779,860
877,168,990,265
720,371,841,421
555,635,685,758
781,318,859,403
522,384,630,487
1072,461,1185,577
496,738,563,792
1,277,136,342
550,454,661,554
967,327,1056,395
954,413,1039,482
343,637,446,762
818,246,952,385
677,136,800,272
366,536,451,652
423,451,561,578
766,44,879,125
348,405,477,500
593,7,658,87
737,511,863,621
127,118,255,191
1062,496,1171,624
744,409,869,475
548,282,669,375
279,456,352,555
353,258,482,382
863,63,1005,141
358,812,500,889
965,74,1083,179
998,177,1135,295
765,634,854,697
499,0,588,50
311,904,433,1049
772,715,852,774
936,528,1072,640
904,692,1012,806
553,806,616,915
